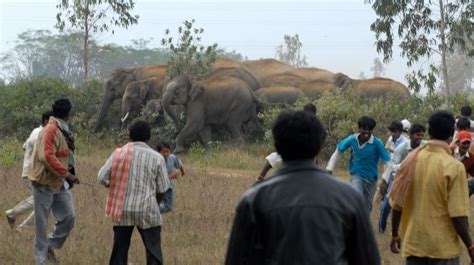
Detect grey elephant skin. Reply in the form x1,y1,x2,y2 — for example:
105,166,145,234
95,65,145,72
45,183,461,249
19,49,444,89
255,86,302,105
162,74,263,153
121,77,165,126
94,64,167,131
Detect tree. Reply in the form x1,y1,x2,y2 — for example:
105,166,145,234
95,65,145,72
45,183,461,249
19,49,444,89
275,34,308,67
358,72,367,80
371,58,385,77
368,0,473,95
56,0,139,80
443,46,474,93
161,19,218,80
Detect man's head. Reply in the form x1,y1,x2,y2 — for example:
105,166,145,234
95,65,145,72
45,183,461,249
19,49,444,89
388,121,403,141
408,123,425,148
428,111,455,141
41,110,53,127
302,103,317,116
456,117,471,131
129,120,151,142
52,98,72,120
461,105,472,118
156,142,171,159
457,130,472,154
357,116,376,142
272,110,326,161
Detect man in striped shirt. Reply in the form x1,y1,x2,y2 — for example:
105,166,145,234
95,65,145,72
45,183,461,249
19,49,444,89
98,120,169,265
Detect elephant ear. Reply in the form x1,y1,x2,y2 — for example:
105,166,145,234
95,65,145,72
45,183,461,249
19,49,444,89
332,73,352,91
189,82,204,101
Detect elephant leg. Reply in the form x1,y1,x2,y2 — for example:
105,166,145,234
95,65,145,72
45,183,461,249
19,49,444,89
199,125,212,145
175,121,204,153
226,121,243,142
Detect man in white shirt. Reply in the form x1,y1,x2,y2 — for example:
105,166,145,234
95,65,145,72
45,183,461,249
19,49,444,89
5,110,53,231
385,121,409,153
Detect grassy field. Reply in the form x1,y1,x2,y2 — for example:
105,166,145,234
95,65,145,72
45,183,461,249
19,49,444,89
0,141,472,264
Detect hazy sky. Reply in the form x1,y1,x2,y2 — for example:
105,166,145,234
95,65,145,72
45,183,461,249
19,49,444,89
1,0,413,83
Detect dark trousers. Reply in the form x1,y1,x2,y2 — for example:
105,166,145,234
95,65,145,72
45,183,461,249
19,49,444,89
110,225,163,265
406,256,459,265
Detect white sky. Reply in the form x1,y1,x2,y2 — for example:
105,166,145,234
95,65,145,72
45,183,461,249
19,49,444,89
0,0,418,84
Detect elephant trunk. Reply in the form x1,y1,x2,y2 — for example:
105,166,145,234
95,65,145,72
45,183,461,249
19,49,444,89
94,84,114,132
162,87,179,128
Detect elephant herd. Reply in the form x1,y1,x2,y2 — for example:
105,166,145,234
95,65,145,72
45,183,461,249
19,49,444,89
94,58,410,152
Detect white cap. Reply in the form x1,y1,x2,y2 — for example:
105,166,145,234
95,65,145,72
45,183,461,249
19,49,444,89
401,119,411,132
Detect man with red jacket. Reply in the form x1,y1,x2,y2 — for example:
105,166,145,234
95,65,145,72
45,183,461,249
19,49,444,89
29,98,79,265
454,130,474,197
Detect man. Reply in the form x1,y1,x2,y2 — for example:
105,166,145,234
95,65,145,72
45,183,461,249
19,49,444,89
255,103,317,183
97,120,169,265
29,99,79,265
378,123,426,233
453,130,474,197
226,111,380,265
326,116,391,212
385,121,409,153
156,142,185,213
5,110,53,231
459,105,473,130
389,111,474,265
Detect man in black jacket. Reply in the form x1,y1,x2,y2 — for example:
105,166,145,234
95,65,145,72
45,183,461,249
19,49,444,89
225,110,380,265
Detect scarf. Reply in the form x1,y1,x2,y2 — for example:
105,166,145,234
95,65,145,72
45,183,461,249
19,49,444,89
106,142,134,222
389,140,452,208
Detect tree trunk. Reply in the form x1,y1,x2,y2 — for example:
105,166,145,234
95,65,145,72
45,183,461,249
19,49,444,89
439,0,451,96
83,5,90,81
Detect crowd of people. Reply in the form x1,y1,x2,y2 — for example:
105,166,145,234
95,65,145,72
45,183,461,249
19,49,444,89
5,97,474,265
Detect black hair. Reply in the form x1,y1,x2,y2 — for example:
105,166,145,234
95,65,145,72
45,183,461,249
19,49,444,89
456,117,471,130
42,110,53,124
272,110,326,161
302,103,317,115
461,105,472,117
357,116,376,130
388,121,403,132
409,123,425,134
156,142,171,152
129,120,151,142
52,98,72,119
428,111,455,141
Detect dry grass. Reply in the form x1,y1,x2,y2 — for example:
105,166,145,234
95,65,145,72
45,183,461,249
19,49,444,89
0,142,472,264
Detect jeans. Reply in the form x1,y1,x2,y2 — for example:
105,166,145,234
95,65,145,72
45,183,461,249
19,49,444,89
159,188,174,214
406,256,459,265
350,175,377,212
110,226,163,265
32,183,75,265
378,177,395,233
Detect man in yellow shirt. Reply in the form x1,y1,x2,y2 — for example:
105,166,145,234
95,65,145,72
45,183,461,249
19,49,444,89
389,111,474,265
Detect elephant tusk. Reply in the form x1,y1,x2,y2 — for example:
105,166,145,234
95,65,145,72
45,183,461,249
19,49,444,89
121,112,130,123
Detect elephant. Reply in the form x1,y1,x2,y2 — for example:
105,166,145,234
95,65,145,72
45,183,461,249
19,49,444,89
241,59,294,84
255,86,302,105
284,67,335,83
120,77,164,126
162,74,263,153
331,73,410,98
299,80,338,99
210,66,261,91
260,73,307,88
141,99,165,126
94,64,167,131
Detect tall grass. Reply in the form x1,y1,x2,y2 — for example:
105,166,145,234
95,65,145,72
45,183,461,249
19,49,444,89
1,141,473,264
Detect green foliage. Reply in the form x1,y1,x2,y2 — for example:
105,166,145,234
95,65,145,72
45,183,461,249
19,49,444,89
161,19,218,80
0,138,22,168
275,34,308,67
368,0,473,94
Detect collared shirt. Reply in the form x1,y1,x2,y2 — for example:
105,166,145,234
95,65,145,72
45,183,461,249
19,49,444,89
326,133,391,181
22,126,43,178
382,140,427,182
226,160,380,265
391,145,469,259
386,134,409,152
97,142,170,228
165,154,182,189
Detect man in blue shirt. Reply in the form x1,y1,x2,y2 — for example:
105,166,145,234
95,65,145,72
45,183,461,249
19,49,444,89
326,116,391,212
